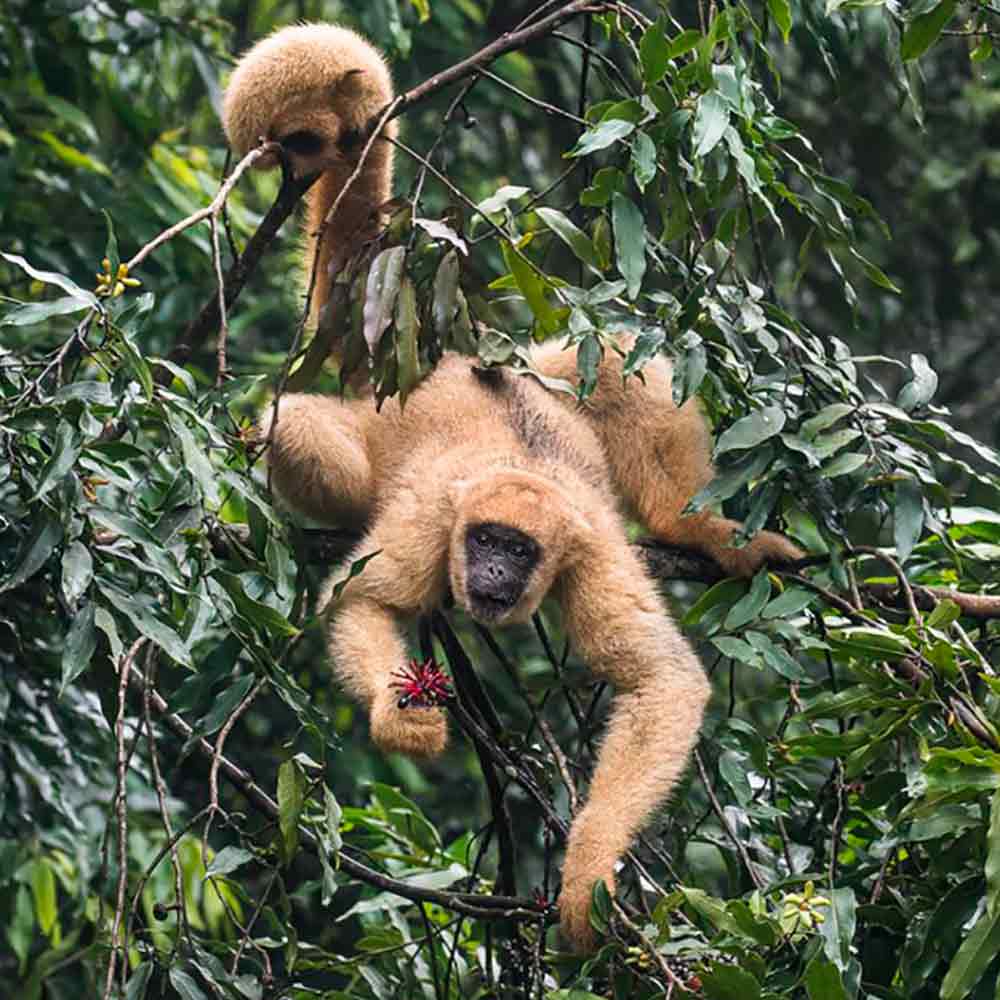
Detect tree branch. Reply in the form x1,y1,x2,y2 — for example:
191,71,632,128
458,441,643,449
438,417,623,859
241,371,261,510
124,662,543,921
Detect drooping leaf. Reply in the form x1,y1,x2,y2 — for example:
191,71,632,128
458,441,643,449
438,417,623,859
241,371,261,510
566,118,636,158
536,207,600,268
901,0,957,60
363,246,406,351
639,18,671,84
692,91,730,157
893,477,924,564
714,406,787,456
611,193,646,299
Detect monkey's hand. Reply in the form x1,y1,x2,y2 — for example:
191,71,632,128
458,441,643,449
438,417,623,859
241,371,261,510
370,690,448,758
558,825,616,953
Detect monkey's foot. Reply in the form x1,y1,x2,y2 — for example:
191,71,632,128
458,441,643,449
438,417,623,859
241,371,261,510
717,530,804,578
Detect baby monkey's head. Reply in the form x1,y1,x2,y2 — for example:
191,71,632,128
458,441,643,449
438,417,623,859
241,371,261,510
449,472,592,626
221,23,395,175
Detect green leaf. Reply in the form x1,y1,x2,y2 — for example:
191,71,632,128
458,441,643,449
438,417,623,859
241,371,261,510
987,789,1000,917
61,540,93,607
805,955,849,1000
535,207,600,268
763,587,815,619
579,166,625,207
432,250,460,340
102,208,120,278
395,276,421,405
701,964,762,1000
692,91,730,157
31,420,82,502
328,550,382,604
684,578,748,627
822,452,868,478
169,969,209,1000
60,602,97,695
501,242,563,336
631,131,657,191
200,676,255,736
0,296,92,326
30,859,57,937
363,246,406,351
205,846,254,879
725,569,772,628
747,631,808,680
768,0,793,42
715,406,787,456
801,403,855,439
820,888,857,971
566,118,636,158
712,636,762,666
213,571,299,639
576,334,602,398
477,185,529,214
278,759,306,862
96,584,193,668
125,963,154,1000
668,29,703,58
640,18,670,84
897,353,938,411
0,512,61,594
1,252,100,307
901,0,957,60
894,477,924,564
827,627,910,661
372,783,440,854
611,193,646,299
940,905,1000,1000
413,217,467,255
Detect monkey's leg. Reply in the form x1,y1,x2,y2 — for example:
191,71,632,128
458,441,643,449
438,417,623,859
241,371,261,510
535,342,801,576
261,393,373,526
555,537,711,951
319,499,451,758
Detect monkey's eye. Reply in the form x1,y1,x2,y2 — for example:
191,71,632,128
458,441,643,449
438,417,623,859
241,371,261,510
338,127,362,152
280,130,324,156
475,532,491,547
510,544,528,559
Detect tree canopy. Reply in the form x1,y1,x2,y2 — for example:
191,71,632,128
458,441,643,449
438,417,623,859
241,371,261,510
3,1,1000,998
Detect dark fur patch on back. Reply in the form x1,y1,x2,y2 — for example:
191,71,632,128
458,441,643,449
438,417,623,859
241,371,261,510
470,362,604,487
471,365,507,391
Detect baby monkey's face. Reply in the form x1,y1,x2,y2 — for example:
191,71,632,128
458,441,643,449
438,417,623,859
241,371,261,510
462,522,542,625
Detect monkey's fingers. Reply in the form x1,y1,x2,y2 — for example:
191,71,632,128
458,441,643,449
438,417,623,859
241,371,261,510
371,697,448,757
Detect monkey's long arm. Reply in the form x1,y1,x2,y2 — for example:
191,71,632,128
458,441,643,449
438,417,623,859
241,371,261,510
320,493,453,758
556,533,711,951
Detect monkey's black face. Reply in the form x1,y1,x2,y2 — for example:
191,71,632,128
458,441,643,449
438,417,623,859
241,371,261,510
464,522,541,623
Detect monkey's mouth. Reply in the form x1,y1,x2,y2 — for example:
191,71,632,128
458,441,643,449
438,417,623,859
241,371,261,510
467,589,517,622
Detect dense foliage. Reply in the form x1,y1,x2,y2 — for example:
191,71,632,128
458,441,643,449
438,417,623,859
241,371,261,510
4,1,1000,998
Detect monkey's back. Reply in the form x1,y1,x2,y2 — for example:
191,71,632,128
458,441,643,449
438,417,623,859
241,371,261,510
349,354,613,505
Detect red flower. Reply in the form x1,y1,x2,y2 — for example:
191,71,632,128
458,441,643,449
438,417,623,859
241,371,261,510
389,658,453,709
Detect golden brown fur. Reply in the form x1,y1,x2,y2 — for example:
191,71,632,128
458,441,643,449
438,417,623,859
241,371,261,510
223,24,802,952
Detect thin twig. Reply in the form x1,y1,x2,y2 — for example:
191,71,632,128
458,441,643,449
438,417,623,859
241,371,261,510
103,637,146,1000
126,143,276,274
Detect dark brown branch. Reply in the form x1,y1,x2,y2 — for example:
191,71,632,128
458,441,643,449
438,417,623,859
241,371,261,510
865,582,1000,621
377,1,601,129
165,167,319,379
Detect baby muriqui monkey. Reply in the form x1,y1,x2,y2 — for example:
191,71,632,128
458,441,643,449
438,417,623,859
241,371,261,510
223,23,802,951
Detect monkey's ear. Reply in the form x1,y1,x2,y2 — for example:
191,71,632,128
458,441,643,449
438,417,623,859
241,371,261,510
446,479,472,510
